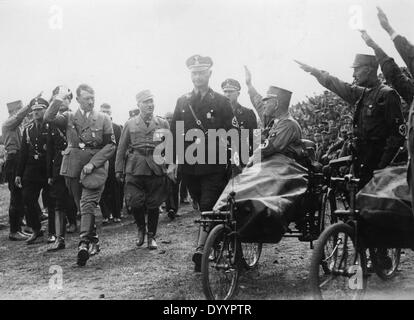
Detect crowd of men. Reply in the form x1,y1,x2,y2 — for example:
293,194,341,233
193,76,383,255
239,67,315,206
2,7,413,272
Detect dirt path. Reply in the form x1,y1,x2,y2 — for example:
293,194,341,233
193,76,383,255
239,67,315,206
0,183,413,300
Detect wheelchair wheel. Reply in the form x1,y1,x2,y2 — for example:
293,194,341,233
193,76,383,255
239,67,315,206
319,192,338,274
309,222,367,300
201,224,241,300
241,242,262,269
369,248,401,280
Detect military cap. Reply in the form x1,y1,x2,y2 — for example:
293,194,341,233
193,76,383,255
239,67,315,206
351,54,378,70
136,90,154,104
262,86,292,109
100,103,111,110
29,97,49,110
186,54,213,71
6,100,23,113
129,108,140,118
221,78,241,91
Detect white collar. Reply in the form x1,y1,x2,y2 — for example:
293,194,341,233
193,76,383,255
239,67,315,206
79,108,91,118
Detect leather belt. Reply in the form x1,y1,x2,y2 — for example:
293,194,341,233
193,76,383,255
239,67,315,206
133,148,154,156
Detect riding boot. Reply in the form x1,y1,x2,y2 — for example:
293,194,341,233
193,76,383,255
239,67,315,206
47,210,66,251
192,225,209,272
133,207,146,246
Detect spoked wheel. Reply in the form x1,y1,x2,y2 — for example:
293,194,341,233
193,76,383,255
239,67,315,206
319,191,338,274
369,248,401,280
241,242,262,269
310,223,367,300
201,224,241,300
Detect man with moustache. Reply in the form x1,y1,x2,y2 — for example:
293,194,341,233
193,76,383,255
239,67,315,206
44,84,116,266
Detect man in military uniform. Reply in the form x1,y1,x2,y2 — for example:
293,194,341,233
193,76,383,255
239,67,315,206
2,100,33,241
297,54,404,187
44,84,116,266
99,103,122,224
168,55,236,271
46,87,78,251
221,78,258,168
359,8,414,215
115,90,169,250
244,66,303,161
15,98,54,244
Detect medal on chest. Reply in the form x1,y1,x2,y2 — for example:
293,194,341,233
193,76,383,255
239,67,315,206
366,105,373,117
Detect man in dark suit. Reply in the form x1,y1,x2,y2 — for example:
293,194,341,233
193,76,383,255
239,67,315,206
99,103,122,224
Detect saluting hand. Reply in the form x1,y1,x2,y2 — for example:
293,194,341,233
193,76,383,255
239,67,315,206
244,65,252,86
359,30,377,49
82,163,94,175
377,6,394,35
294,60,317,74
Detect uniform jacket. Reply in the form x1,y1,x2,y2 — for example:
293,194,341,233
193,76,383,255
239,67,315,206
170,88,235,175
312,71,404,168
17,120,48,182
44,99,116,179
2,104,31,160
248,86,303,160
232,103,258,163
46,122,68,180
115,114,170,176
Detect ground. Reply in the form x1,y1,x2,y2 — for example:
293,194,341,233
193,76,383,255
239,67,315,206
0,183,414,300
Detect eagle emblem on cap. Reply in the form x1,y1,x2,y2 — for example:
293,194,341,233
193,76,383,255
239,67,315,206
194,55,200,65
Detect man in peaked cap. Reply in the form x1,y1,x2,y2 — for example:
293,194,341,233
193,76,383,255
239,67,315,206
244,66,303,161
115,90,169,250
297,52,405,187
221,78,258,168
15,97,55,244
99,103,123,225
168,54,236,272
2,99,34,241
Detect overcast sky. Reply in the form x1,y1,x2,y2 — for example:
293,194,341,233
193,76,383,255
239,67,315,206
0,0,413,125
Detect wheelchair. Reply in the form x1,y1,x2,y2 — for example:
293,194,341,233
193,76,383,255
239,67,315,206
195,140,335,300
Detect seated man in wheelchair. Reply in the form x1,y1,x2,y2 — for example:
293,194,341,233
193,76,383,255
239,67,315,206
212,67,313,244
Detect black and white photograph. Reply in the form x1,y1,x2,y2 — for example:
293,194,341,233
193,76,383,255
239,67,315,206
0,0,414,306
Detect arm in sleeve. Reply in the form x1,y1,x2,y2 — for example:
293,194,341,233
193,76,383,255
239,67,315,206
375,46,414,105
2,104,31,131
89,115,116,169
248,110,258,156
247,85,265,124
43,99,68,128
170,99,182,164
311,70,364,106
16,129,28,178
393,35,414,77
378,90,405,168
115,121,131,174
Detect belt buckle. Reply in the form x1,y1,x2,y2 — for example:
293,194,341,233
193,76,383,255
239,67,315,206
34,154,39,160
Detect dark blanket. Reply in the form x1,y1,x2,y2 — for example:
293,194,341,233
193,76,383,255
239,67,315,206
214,154,308,243
356,165,414,248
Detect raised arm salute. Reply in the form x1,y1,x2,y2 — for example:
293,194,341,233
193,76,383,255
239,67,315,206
296,54,404,187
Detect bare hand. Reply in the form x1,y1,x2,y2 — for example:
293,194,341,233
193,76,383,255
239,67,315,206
294,60,317,74
48,178,53,186
15,176,22,188
377,6,393,34
115,172,124,183
82,163,94,175
55,86,71,101
244,65,252,86
166,164,178,183
359,30,377,49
